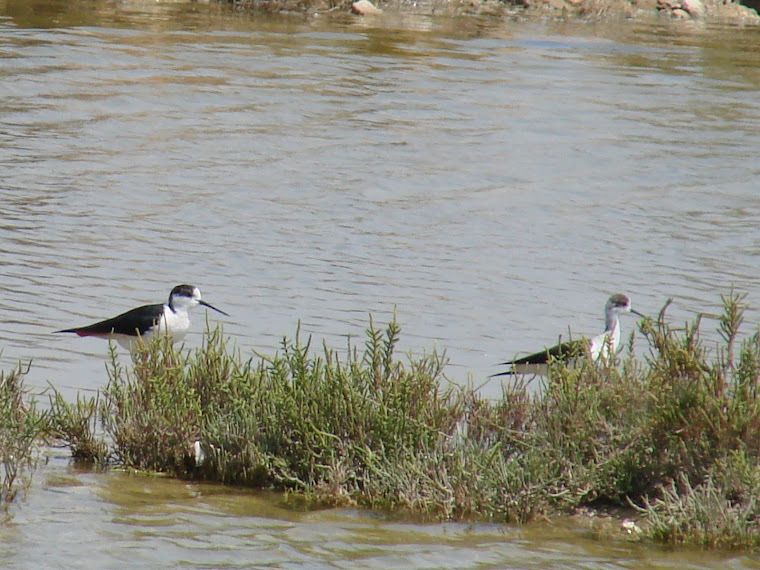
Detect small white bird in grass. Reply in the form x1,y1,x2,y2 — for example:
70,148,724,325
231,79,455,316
55,284,229,350
493,293,645,376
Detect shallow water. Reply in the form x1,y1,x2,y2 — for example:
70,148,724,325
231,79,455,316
2,0,760,565
3,455,757,568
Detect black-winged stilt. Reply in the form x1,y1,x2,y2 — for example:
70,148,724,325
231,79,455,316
493,293,645,376
55,284,228,349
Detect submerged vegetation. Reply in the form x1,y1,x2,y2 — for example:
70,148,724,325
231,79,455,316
0,362,47,517
5,290,758,548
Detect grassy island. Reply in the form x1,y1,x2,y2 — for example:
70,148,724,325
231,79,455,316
3,291,759,548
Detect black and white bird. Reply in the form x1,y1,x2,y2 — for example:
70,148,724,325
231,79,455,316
493,293,645,376
55,284,228,349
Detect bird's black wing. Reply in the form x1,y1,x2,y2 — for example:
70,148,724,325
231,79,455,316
492,338,589,376
56,303,164,336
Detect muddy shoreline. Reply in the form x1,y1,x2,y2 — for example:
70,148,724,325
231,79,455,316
343,0,759,24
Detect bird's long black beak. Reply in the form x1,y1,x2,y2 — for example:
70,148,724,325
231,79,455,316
199,300,230,317
631,309,646,318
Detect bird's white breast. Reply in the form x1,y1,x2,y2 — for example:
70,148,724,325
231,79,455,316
589,323,620,361
156,304,191,342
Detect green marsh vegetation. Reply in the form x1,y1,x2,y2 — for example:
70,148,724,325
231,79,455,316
42,291,760,548
0,361,47,518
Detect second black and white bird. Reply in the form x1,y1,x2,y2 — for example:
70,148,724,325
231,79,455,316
494,293,645,376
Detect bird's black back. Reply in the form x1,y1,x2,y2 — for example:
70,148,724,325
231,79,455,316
490,339,589,377
505,339,588,365
57,303,165,336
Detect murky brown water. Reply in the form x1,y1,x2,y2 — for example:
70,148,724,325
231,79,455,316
4,456,757,568
2,0,760,565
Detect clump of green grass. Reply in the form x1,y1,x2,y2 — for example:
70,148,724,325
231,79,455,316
101,319,471,504
630,292,760,548
48,385,108,466
0,362,47,516
48,292,760,547
636,451,760,549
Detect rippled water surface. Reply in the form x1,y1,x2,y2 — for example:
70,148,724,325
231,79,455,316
2,0,760,566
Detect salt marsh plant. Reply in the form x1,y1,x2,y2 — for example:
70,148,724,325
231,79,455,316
0,362,47,516
48,385,108,465
49,291,760,548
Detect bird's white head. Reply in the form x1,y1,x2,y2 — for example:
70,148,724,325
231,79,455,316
168,284,229,316
596,293,646,355
605,293,645,318
168,284,201,312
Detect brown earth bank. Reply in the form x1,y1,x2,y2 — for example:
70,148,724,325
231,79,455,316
224,0,760,25
4,0,758,30
341,0,759,23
